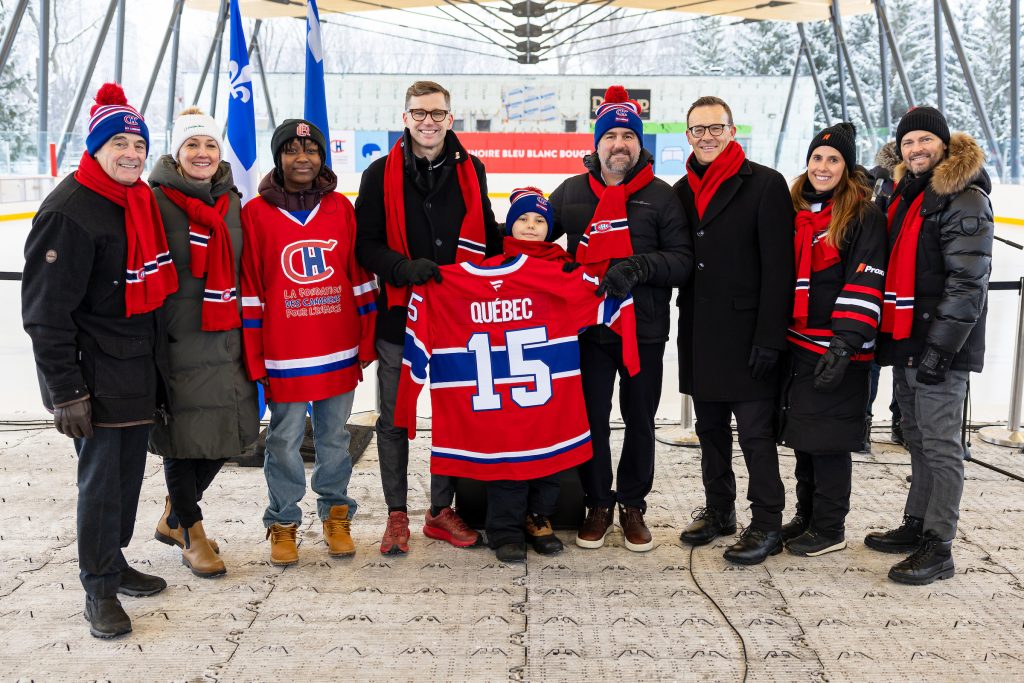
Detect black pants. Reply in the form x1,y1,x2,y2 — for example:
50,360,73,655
693,398,785,531
73,425,150,598
578,338,665,512
793,450,852,536
486,475,560,547
163,457,227,527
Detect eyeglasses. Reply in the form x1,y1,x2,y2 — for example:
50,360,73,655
687,124,731,138
407,109,450,122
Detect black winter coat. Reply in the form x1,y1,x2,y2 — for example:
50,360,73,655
22,174,163,426
875,133,994,372
549,150,693,344
673,159,795,401
354,129,501,344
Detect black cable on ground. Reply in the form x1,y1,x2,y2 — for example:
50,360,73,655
688,543,749,683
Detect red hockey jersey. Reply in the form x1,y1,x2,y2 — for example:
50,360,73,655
395,254,639,481
240,193,377,403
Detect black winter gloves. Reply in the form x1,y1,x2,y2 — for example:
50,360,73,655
917,345,954,385
596,255,650,299
748,345,780,381
395,258,442,286
54,398,93,439
814,337,853,392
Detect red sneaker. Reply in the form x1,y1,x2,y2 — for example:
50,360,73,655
380,511,410,555
423,507,480,548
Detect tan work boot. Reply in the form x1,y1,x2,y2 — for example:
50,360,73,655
182,521,227,577
323,505,356,557
155,496,220,553
266,523,299,566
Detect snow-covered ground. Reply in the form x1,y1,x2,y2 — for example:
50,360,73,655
2,176,1022,424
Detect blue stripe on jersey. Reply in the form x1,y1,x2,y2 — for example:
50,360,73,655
242,319,262,328
430,338,579,385
403,331,429,382
433,433,591,465
267,355,358,378
357,302,377,316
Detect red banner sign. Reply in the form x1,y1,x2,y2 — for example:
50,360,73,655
458,132,593,173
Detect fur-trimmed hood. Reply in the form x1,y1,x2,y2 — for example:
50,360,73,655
873,141,899,173
892,131,990,197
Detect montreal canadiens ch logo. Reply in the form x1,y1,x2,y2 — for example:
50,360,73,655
296,122,311,137
593,220,612,233
281,239,337,284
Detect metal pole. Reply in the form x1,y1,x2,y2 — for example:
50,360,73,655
834,3,876,156
655,395,700,447
253,33,276,129
192,2,229,106
774,37,805,169
165,3,181,155
934,0,944,111
36,0,49,175
141,0,184,116
0,0,29,77
1011,0,1020,183
209,0,227,116
938,0,1006,181
55,0,118,169
830,1,848,121
798,23,832,127
979,278,1024,446
113,0,125,83
876,0,915,108
247,18,262,59
876,0,890,136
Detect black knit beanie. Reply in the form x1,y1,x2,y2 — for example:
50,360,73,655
896,106,950,154
271,118,327,172
807,121,857,171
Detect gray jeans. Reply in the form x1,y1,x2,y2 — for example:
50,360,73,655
376,339,455,510
893,365,969,541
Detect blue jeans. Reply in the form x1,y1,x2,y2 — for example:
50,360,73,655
263,392,357,527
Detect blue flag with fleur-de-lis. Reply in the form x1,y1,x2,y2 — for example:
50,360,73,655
304,0,331,168
224,0,258,203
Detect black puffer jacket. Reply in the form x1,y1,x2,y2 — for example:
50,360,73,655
549,149,693,344
875,132,994,372
355,129,501,345
22,174,163,426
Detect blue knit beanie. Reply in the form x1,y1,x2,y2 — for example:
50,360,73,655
506,187,553,239
86,83,149,155
593,85,643,148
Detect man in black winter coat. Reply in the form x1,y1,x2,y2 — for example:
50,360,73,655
865,107,993,586
355,81,501,555
549,86,693,553
22,86,171,639
673,96,795,565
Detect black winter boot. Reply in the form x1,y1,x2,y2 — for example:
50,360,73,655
864,515,923,554
84,596,132,638
888,531,954,585
679,507,736,546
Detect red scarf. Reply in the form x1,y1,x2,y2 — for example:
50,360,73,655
383,138,486,308
576,164,655,277
686,140,745,220
792,203,839,328
501,236,571,263
159,186,240,331
75,151,177,317
881,188,926,339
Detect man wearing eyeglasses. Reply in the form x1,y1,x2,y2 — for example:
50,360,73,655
673,95,794,566
355,80,501,555
549,85,693,553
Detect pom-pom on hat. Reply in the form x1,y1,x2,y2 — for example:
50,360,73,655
86,83,150,155
505,186,554,239
594,85,644,148
171,106,221,160
807,121,857,171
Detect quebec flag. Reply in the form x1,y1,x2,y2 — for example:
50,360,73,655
224,0,259,204
304,0,331,168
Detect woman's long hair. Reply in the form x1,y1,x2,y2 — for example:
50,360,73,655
790,165,872,249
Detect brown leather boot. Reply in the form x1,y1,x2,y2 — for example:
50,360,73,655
266,523,299,566
575,506,614,549
618,505,653,552
182,521,226,578
323,505,356,557
155,496,219,553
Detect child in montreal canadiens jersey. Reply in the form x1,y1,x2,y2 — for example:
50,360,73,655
395,187,638,564
240,119,377,566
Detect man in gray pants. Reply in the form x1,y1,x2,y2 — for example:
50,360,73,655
355,81,501,554
869,106,993,585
